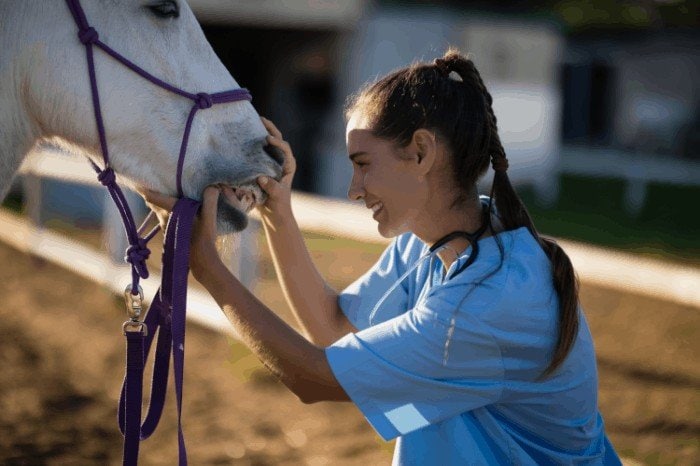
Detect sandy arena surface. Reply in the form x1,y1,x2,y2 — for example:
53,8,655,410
0,233,698,465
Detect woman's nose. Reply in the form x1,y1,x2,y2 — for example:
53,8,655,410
347,175,364,201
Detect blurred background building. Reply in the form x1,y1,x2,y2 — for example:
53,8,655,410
190,0,565,203
189,0,699,209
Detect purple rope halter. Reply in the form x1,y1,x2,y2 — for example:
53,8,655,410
64,1,252,464
65,0,251,293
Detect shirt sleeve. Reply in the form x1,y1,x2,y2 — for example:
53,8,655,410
338,235,412,330
325,289,505,441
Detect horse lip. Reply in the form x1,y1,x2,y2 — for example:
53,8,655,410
218,182,262,212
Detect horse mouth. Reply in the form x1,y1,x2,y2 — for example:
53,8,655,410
217,183,264,214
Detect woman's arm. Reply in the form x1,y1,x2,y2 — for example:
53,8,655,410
196,248,350,404
256,118,358,346
258,204,357,346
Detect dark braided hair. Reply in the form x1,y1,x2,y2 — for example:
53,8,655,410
345,48,580,378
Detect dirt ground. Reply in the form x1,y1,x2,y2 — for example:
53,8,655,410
0,230,698,465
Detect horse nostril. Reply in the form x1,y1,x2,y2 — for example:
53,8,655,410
263,144,285,166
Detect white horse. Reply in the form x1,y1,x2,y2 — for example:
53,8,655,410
0,0,283,231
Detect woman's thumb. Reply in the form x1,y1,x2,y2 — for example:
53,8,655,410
257,176,277,195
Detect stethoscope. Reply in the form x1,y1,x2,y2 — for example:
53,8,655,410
367,202,492,326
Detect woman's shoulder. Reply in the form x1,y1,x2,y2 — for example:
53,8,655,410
480,225,551,276
455,226,541,281
428,227,554,318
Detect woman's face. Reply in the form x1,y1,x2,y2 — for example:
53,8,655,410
345,113,429,238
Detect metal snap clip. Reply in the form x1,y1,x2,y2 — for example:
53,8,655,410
124,284,145,320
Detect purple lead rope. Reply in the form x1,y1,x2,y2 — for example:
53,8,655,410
64,1,252,464
119,198,201,465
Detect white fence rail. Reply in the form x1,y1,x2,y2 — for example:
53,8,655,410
1,149,697,340
0,207,236,335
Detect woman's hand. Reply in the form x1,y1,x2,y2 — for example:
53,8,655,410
257,117,296,219
137,186,224,281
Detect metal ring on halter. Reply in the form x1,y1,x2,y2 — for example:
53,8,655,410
123,320,148,336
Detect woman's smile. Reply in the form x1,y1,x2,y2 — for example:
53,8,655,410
370,202,384,219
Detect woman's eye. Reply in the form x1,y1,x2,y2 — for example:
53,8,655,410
148,1,179,19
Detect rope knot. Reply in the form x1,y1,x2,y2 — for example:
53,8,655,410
491,156,509,173
195,92,213,109
125,239,151,278
97,167,116,186
78,27,99,45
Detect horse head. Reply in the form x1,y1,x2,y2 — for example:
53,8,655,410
0,0,283,232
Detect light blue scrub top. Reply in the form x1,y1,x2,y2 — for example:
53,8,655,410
325,218,621,465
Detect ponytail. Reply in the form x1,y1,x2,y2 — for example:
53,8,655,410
439,51,580,378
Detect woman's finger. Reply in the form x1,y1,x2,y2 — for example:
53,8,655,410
135,187,178,212
200,186,220,238
266,137,295,173
256,176,280,196
261,116,283,139
260,118,294,171
265,133,289,150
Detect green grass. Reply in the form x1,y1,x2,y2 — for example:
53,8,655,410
519,175,700,267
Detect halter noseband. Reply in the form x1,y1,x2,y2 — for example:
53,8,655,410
64,1,253,465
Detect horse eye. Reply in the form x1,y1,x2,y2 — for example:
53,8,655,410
148,1,179,19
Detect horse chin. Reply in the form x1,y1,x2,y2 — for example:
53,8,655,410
212,182,266,234
216,196,249,234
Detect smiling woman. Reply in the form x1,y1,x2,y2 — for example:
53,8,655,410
140,49,622,465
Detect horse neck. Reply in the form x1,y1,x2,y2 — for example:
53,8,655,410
0,1,75,201
0,0,46,200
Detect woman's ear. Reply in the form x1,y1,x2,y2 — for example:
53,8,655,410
410,128,437,176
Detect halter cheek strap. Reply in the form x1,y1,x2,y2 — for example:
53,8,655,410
64,1,253,464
